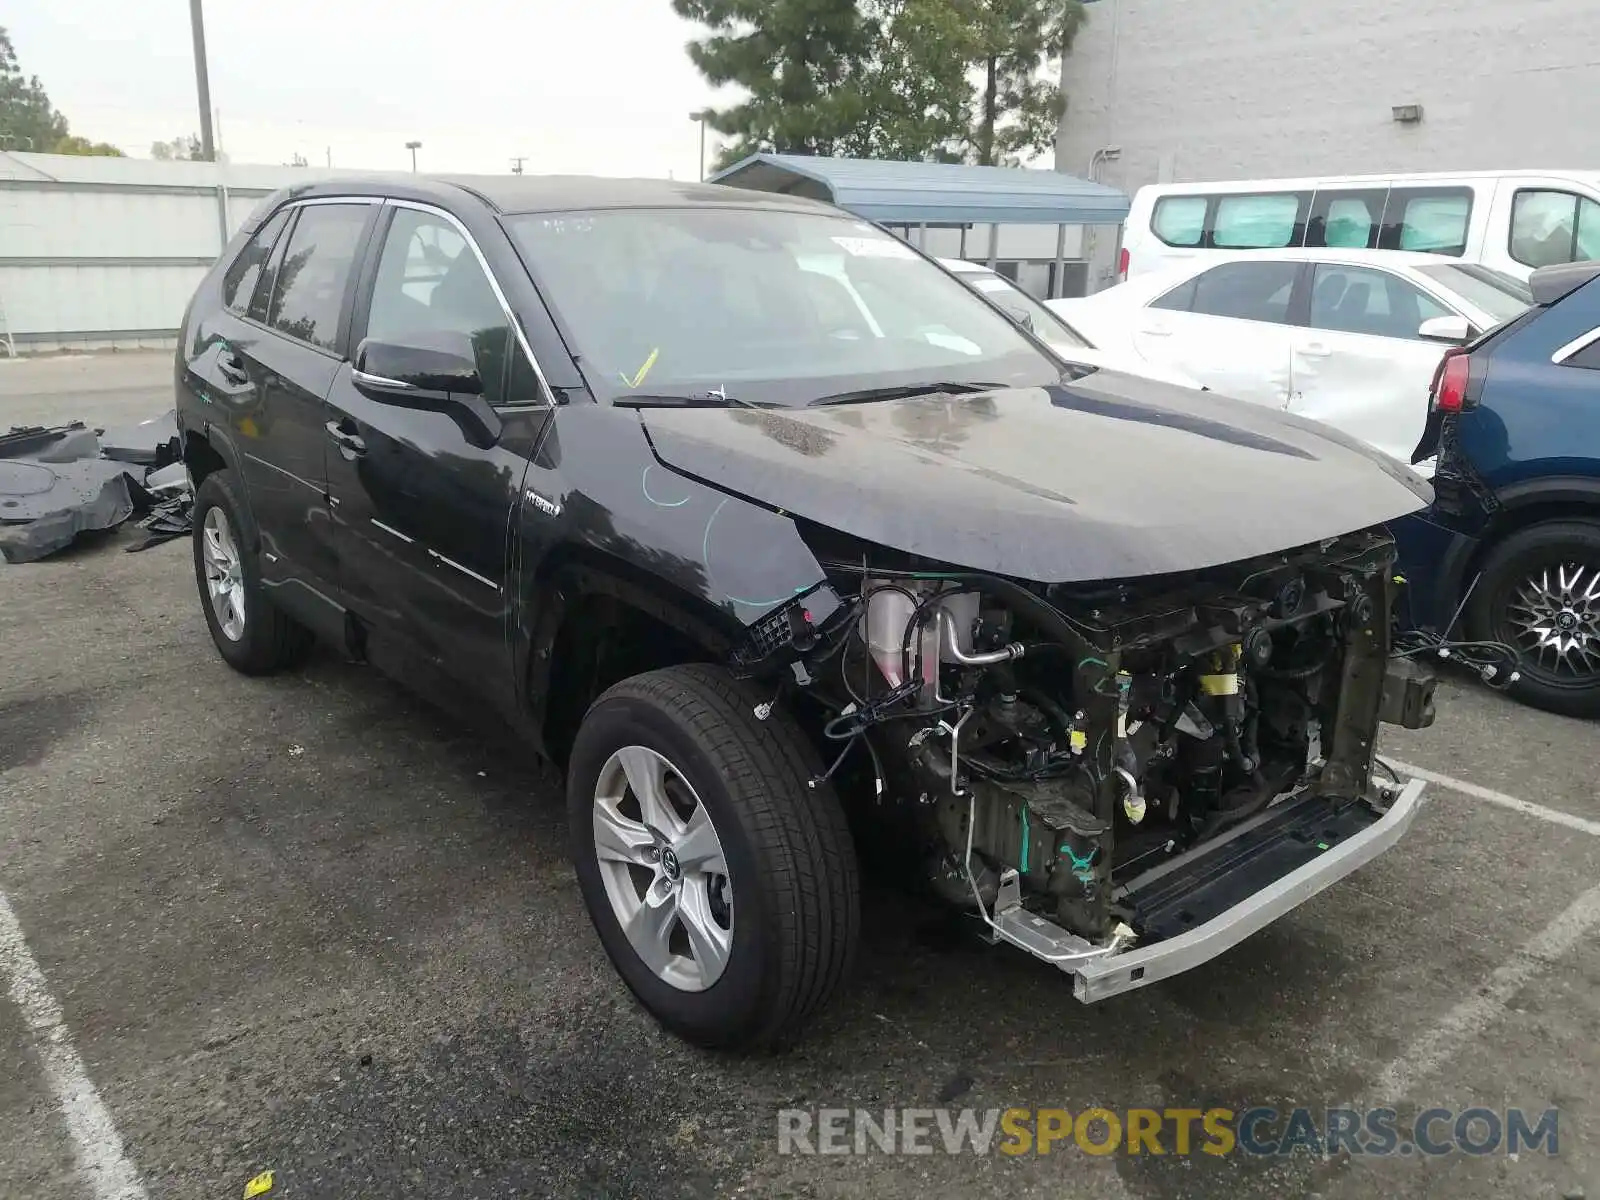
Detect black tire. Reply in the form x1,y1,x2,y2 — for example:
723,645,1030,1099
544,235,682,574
191,469,315,675
567,664,859,1052
1465,519,1600,719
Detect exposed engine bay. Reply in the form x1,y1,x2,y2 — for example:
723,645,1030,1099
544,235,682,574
733,525,1436,983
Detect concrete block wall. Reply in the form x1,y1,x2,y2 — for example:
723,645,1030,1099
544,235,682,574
1055,0,1600,287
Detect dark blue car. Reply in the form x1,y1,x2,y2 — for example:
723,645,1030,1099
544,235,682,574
1403,260,1600,718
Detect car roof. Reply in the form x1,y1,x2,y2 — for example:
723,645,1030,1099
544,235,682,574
262,172,840,218
939,257,995,274
1160,247,1464,270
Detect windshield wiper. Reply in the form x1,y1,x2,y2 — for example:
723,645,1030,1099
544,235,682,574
613,390,773,410
806,381,1002,407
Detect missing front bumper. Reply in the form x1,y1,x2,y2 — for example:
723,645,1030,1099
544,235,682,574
977,777,1426,1001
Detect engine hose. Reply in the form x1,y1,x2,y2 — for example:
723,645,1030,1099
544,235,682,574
1023,687,1075,741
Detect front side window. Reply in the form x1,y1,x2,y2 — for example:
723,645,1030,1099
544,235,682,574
1180,261,1301,323
1510,189,1600,268
364,209,514,406
1308,264,1452,340
222,210,290,315
266,204,371,351
1415,263,1532,326
506,208,1059,406
1212,194,1302,248
1151,196,1206,247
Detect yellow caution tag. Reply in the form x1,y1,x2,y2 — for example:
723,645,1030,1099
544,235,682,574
621,347,660,388
1069,729,1087,753
243,1170,274,1198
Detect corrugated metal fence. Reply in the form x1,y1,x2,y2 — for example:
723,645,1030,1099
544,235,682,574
0,152,390,354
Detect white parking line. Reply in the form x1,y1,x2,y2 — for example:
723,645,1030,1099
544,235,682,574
0,891,147,1200
1385,758,1600,837
1375,879,1600,1100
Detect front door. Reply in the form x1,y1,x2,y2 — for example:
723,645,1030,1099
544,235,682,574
1290,262,1455,463
323,201,553,714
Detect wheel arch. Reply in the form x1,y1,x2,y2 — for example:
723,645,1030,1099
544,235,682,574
1456,477,1600,603
521,547,747,768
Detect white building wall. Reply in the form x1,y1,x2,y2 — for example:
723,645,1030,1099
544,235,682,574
0,152,396,353
1055,0,1600,287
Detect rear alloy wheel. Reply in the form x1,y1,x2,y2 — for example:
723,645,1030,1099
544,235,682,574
1468,519,1600,718
568,664,859,1052
191,469,315,675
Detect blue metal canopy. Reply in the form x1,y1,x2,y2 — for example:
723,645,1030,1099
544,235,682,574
709,153,1130,226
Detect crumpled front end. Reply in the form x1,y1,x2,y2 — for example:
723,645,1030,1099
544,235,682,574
726,521,1436,995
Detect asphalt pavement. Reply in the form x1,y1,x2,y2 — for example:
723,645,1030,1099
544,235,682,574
1,354,1596,1200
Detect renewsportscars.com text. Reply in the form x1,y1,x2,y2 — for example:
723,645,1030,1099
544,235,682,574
777,1106,1561,1158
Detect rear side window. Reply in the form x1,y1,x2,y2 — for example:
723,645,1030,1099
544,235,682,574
221,210,290,315
1156,261,1300,324
1151,196,1206,247
266,204,372,351
1510,189,1600,269
1380,188,1472,254
1305,189,1385,249
1212,194,1302,248
1308,264,1451,340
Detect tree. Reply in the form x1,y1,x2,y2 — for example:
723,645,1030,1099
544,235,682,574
673,0,877,165
50,134,124,157
965,0,1085,166
0,27,68,152
0,28,124,155
151,134,205,161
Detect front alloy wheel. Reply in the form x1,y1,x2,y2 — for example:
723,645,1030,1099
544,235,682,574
592,745,734,992
567,664,859,1051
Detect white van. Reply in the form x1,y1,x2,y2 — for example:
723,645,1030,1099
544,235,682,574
1119,170,1600,284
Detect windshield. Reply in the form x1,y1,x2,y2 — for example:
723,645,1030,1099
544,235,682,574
956,270,1093,350
505,208,1061,405
1417,263,1533,324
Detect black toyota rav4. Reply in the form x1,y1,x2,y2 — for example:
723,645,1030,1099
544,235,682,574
176,174,1437,1051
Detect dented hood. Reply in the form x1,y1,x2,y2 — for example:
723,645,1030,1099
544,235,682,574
638,371,1432,584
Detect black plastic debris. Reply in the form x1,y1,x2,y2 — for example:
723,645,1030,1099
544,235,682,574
0,409,193,563
99,409,180,469
0,421,103,464
0,458,138,563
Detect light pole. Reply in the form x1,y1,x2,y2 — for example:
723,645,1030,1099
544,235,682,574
188,0,217,161
405,140,422,172
688,111,713,180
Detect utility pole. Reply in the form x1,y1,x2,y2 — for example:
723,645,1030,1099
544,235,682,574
405,140,421,172
510,156,528,175
189,0,217,160
689,110,711,181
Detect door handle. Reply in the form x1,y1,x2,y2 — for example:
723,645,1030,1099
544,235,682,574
325,419,366,458
218,351,249,385
1141,325,1172,337
1299,342,1331,358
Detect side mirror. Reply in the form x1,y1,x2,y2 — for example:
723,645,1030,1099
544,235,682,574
1418,314,1472,345
352,332,501,449
997,301,1036,334
354,331,483,395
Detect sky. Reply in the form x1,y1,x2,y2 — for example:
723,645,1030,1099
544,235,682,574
6,0,729,178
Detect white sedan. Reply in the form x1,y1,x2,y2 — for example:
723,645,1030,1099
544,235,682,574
937,258,1204,390
1047,248,1531,464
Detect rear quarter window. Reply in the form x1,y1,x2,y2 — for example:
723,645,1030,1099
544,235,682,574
1151,196,1206,247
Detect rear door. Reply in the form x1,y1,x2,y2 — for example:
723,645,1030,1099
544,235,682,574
1132,260,1303,407
323,200,553,712
196,199,377,600
1289,262,1456,461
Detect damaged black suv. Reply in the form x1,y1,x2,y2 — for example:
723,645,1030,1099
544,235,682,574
176,175,1438,1051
